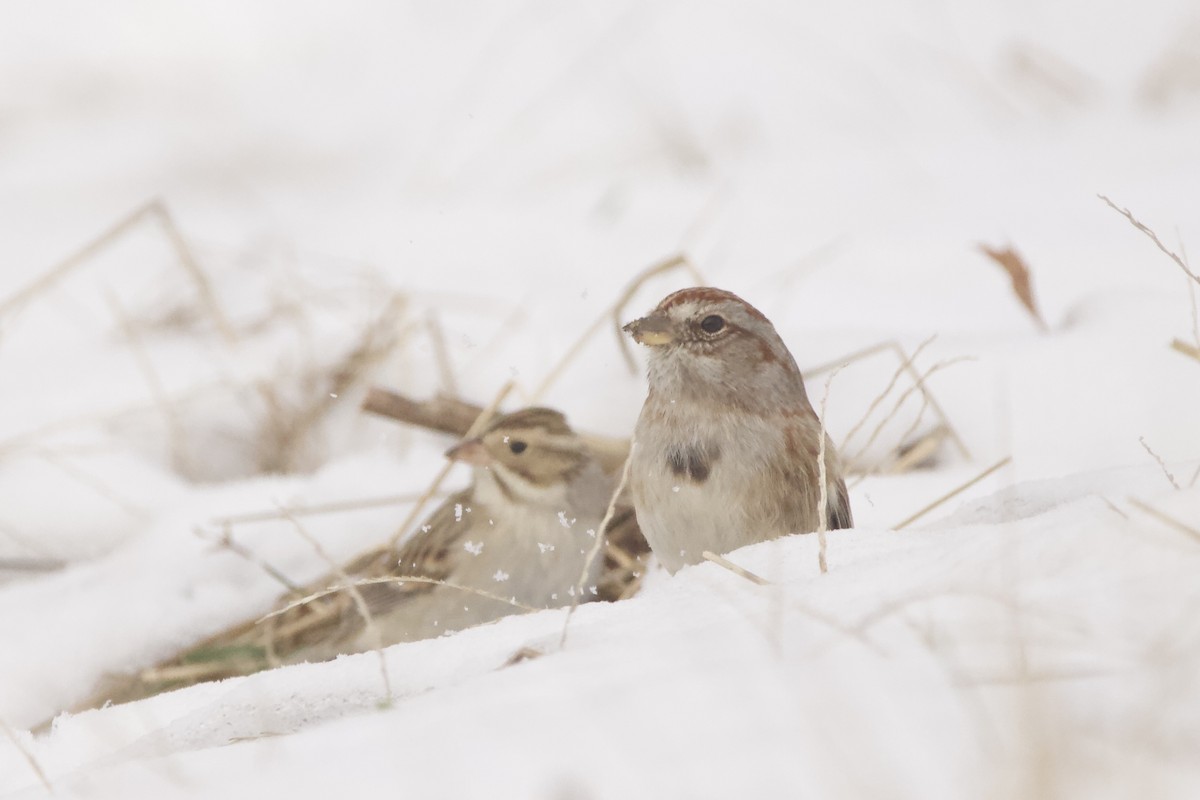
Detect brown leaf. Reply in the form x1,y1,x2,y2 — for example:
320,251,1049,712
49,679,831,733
979,243,1048,331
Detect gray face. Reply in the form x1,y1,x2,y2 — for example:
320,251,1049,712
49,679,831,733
624,287,809,411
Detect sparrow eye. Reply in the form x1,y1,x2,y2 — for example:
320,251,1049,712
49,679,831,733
700,315,725,334
509,441,528,454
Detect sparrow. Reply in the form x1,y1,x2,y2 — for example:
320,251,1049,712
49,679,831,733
623,286,852,573
281,406,615,660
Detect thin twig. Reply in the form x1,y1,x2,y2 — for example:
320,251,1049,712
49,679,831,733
559,451,633,648
362,386,630,475
702,550,770,586
1100,497,1129,519
147,199,240,344
362,388,486,437
1,716,52,792
894,456,1013,530
1098,195,1200,287
1127,497,1200,544
0,201,154,319
196,525,302,593
885,418,943,476
1139,436,1181,490
279,509,393,703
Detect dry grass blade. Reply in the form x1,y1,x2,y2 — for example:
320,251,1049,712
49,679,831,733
839,336,934,454
105,288,193,475
425,310,459,397
978,243,1049,331
1102,195,1200,351
702,550,770,586
385,380,515,548
1099,195,1200,288
845,356,973,468
1170,338,1200,363
559,451,633,648
260,575,541,622
1,715,52,791
894,456,1013,530
1127,497,1200,544
886,425,948,474
0,557,66,572
1138,436,1181,490
279,510,393,703
816,367,844,574
0,199,238,345
806,339,971,461
211,491,433,527
138,661,258,685
146,199,239,344
0,202,154,319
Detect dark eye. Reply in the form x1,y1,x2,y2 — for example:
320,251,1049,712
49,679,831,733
700,315,725,334
509,440,527,454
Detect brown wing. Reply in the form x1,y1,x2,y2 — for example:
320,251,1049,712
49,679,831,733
353,488,475,616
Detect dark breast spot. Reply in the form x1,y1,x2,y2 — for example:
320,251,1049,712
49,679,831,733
666,443,720,483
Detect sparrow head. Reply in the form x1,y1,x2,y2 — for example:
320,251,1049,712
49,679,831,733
622,287,804,401
445,407,595,497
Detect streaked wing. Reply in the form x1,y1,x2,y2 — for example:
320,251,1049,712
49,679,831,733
355,488,476,616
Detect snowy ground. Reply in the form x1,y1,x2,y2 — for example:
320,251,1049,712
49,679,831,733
2,1,1200,797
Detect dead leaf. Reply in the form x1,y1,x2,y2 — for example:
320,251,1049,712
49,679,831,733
979,243,1048,331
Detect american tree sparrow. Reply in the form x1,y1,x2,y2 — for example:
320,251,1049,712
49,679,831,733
623,287,852,573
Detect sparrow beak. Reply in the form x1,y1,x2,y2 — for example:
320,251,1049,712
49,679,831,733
622,313,675,346
444,438,492,466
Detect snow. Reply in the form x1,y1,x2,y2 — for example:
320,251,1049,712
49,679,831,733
2,0,1200,797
